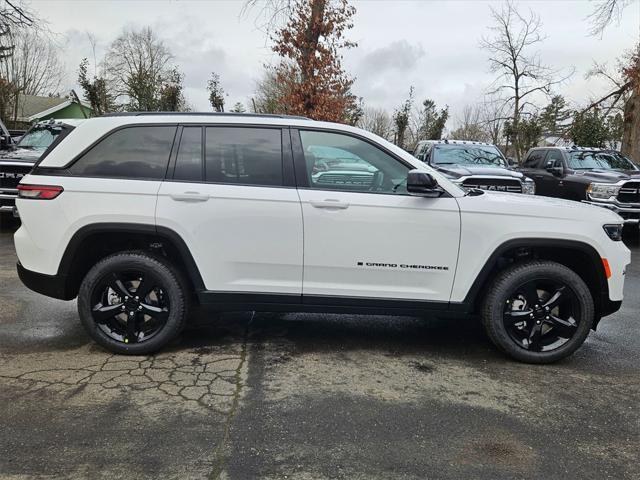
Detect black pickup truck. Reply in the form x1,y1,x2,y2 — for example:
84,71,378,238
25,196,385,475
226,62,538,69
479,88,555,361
520,146,640,225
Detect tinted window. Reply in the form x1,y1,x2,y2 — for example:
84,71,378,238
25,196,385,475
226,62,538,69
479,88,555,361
523,150,546,168
174,127,202,181
70,126,176,179
299,130,409,194
205,127,282,186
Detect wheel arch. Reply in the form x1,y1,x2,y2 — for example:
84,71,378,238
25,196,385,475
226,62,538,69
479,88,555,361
460,238,612,326
57,223,205,300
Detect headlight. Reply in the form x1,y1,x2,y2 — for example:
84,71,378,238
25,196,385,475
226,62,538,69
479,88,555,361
522,178,536,195
587,183,620,200
603,224,623,241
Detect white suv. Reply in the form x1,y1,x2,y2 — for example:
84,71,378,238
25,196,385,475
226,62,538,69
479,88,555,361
14,113,631,363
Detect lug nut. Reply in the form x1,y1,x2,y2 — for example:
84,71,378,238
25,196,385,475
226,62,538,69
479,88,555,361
536,320,541,324
545,316,549,320
135,296,139,300
138,306,142,311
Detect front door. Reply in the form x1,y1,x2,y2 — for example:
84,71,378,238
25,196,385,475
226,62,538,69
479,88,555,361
293,129,461,303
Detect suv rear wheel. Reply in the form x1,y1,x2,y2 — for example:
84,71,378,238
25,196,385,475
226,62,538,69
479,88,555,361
77,251,188,355
482,260,594,364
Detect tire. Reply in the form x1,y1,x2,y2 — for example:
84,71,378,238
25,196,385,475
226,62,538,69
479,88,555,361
77,251,189,355
482,260,594,364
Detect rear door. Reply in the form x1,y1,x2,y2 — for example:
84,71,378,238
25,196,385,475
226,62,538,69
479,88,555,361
156,125,303,297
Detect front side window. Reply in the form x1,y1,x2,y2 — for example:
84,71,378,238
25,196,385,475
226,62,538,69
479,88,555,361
299,130,409,194
545,150,564,168
432,145,507,168
523,150,546,168
205,127,283,186
70,126,176,179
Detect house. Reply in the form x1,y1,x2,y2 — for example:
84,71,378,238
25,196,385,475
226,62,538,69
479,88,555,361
14,94,93,124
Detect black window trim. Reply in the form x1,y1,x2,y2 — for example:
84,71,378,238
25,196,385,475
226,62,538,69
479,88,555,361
31,122,297,189
164,124,295,189
291,126,426,196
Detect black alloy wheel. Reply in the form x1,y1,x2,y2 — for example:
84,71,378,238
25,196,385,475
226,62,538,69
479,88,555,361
78,251,188,355
90,269,170,345
503,279,580,352
482,260,594,363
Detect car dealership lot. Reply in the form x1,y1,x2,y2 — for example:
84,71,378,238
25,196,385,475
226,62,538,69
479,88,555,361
1,219,639,480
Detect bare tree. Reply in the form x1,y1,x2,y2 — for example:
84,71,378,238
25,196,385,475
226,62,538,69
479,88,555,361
0,29,63,124
0,0,38,60
251,67,289,114
588,0,634,36
480,1,570,161
450,105,489,141
103,27,173,111
357,107,393,140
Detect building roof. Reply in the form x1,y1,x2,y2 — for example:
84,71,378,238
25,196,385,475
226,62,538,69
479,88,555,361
16,95,92,122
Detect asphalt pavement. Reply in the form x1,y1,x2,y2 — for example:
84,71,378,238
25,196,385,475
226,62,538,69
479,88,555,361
1,216,638,479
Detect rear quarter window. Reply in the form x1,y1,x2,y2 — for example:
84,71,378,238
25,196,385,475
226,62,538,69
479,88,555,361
70,126,177,179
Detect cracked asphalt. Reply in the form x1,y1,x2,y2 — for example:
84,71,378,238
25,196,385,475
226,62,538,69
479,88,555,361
1,216,639,479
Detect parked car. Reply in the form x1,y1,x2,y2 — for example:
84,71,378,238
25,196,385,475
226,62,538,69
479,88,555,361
414,139,536,194
14,113,629,363
0,119,84,214
520,146,640,226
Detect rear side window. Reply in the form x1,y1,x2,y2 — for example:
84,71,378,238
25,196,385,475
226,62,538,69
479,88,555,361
174,127,203,181
70,126,177,179
205,127,282,186
523,150,546,168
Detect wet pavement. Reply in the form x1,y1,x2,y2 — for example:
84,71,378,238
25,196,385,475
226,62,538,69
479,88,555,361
1,216,639,479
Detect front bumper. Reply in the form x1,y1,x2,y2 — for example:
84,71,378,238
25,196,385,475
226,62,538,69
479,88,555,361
582,200,640,225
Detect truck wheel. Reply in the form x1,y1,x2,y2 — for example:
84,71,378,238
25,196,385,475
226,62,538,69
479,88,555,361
77,251,188,355
482,260,594,364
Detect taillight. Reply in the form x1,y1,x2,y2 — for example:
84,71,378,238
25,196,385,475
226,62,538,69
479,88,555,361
17,184,64,200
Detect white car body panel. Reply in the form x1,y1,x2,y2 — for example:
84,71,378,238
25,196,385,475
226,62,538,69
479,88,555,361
156,181,303,294
298,189,460,301
453,192,630,302
14,175,160,274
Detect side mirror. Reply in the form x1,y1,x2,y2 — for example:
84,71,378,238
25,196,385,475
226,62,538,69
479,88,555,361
545,161,563,176
407,170,442,197
506,157,517,167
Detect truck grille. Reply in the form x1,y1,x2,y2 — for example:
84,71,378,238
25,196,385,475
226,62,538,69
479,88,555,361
617,181,640,204
462,178,522,193
0,164,31,189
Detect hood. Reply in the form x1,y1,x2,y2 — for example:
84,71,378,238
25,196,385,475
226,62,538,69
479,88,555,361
459,190,622,224
436,164,524,180
571,168,640,183
0,146,42,163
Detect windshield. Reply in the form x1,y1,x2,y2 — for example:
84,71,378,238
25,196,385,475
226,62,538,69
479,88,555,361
17,126,60,149
432,145,507,167
567,151,637,171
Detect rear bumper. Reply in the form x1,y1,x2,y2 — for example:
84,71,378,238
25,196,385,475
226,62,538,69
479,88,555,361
17,262,73,300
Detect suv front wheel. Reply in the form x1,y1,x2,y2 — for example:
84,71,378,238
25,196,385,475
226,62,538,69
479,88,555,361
482,260,594,364
77,251,188,355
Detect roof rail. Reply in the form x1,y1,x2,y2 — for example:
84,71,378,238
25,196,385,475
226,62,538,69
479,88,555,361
100,111,312,121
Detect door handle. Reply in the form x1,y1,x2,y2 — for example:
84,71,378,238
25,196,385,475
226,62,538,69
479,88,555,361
310,199,349,210
170,192,209,202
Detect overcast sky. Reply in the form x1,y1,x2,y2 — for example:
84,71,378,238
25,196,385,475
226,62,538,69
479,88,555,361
32,0,640,128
